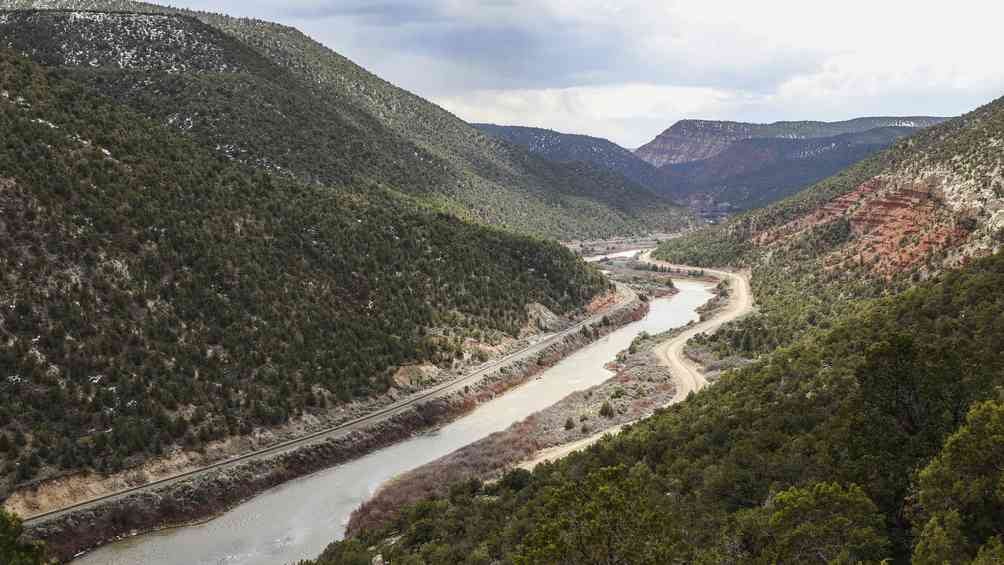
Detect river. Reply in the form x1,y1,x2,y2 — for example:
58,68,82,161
76,280,713,565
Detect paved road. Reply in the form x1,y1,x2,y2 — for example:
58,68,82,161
24,285,638,526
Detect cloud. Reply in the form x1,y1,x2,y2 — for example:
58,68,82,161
171,0,1004,146
434,84,747,148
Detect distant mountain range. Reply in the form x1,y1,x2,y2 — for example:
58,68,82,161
478,117,948,216
474,124,667,196
634,117,948,167
658,126,928,211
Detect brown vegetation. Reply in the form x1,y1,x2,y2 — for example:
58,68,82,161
345,329,677,537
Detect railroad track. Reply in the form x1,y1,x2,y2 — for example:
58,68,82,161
24,284,638,525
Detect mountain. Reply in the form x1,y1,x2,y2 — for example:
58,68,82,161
474,123,668,194
479,116,947,219
630,117,948,217
0,3,691,239
313,95,1004,564
635,116,948,167
660,126,924,212
0,49,610,492
657,96,1004,276
651,95,1004,365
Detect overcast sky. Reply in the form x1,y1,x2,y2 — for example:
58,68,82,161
169,0,1004,147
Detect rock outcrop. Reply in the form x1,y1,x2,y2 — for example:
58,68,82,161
635,117,947,167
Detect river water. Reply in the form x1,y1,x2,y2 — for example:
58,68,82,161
76,280,713,565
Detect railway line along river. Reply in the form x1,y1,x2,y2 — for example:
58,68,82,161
76,279,714,565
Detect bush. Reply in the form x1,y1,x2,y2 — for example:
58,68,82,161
599,401,615,419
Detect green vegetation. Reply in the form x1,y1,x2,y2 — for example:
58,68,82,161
311,250,1004,564
911,400,1004,563
0,3,691,239
0,50,609,491
0,509,44,565
474,123,669,196
657,95,1004,269
654,95,1004,365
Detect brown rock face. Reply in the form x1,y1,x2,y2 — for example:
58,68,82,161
754,174,976,278
634,121,749,167
634,117,948,168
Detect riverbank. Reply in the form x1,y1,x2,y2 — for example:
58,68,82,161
345,263,752,536
345,313,700,536
518,268,748,470
26,289,648,563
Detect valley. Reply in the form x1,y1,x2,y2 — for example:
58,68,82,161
477,118,947,223
67,272,718,565
2,2,1003,565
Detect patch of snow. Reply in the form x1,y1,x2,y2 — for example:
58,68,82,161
31,118,59,129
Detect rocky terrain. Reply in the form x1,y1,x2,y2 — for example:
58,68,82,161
652,94,1004,375
635,117,947,167
745,100,1004,278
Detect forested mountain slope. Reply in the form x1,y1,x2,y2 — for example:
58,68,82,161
0,3,690,239
474,123,668,195
0,50,609,493
314,231,1004,565
0,9,446,193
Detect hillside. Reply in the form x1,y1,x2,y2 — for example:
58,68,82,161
0,2,690,239
657,97,1004,272
635,116,947,167
474,123,668,195
0,49,610,494
652,94,1004,372
661,126,922,212
311,245,1004,564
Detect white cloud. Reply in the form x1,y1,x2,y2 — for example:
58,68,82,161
434,84,748,147
176,0,1004,147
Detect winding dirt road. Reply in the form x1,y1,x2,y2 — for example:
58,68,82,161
521,253,752,469
638,251,754,401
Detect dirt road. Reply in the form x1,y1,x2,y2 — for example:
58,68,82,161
639,251,754,401
521,253,752,469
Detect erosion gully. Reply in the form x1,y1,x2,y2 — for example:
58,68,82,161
75,274,713,565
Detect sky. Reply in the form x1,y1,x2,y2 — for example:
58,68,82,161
170,0,1004,148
